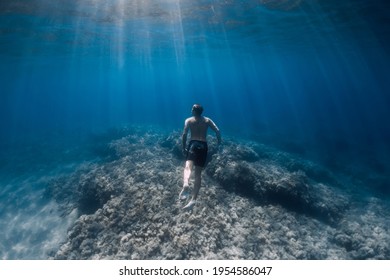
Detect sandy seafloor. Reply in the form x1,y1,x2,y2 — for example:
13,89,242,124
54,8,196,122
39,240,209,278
0,125,389,260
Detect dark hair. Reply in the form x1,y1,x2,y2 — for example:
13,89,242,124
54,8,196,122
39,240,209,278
192,104,204,116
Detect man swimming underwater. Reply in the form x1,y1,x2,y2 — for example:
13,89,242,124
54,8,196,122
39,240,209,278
180,104,221,209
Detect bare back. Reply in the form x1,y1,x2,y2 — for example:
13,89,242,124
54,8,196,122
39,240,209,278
184,116,220,142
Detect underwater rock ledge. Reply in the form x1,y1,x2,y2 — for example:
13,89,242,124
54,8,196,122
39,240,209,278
46,126,390,260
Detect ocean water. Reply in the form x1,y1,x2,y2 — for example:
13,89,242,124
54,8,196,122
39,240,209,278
0,0,389,259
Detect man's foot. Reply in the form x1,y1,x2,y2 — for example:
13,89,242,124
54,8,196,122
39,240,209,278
179,185,190,200
183,199,197,210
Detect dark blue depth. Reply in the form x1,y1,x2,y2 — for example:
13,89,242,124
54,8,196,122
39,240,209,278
0,0,389,188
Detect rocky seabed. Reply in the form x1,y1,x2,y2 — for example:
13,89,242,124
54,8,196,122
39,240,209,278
46,127,390,259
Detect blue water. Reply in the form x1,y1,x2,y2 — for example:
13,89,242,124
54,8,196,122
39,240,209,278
0,0,389,259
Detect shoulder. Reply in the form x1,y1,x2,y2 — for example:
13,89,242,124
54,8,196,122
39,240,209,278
185,117,194,124
204,117,214,124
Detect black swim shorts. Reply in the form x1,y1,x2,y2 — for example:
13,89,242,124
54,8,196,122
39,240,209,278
186,140,208,167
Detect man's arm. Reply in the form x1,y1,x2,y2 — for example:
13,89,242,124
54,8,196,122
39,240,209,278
182,119,189,153
208,118,221,145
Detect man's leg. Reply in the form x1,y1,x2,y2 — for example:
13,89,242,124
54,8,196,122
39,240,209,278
180,160,193,200
192,166,202,200
183,160,193,187
183,166,202,209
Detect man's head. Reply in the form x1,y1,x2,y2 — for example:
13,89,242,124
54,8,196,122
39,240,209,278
192,104,204,117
